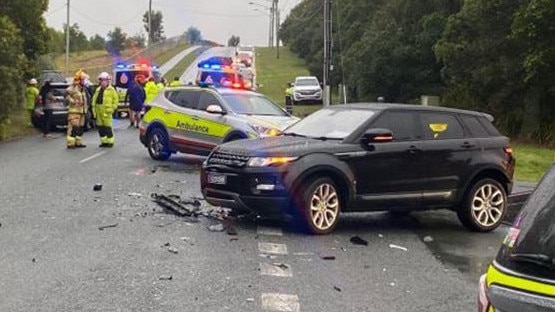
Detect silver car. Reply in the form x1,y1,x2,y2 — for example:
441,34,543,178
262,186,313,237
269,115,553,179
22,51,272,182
140,86,300,160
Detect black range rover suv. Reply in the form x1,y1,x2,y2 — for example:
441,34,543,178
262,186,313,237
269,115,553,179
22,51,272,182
200,104,515,234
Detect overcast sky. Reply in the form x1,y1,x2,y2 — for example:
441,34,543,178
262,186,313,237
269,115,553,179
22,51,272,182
44,0,303,46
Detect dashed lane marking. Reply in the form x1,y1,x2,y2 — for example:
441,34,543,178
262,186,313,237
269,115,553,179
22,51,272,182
257,226,283,236
258,242,288,255
259,262,293,277
261,293,300,312
79,151,106,163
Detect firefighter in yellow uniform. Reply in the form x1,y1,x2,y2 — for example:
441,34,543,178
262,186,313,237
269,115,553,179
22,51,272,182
26,78,39,125
144,77,158,104
92,72,119,147
65,70,90,148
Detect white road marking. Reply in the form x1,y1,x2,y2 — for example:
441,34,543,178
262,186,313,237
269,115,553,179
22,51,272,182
257,226,283,236
258,243,288,255
292,252,314,256
261,293,300,312
259,262,292,277
79,151,106,163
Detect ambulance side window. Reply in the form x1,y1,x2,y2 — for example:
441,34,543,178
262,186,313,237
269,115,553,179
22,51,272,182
171,90,200,109
198,92,221,111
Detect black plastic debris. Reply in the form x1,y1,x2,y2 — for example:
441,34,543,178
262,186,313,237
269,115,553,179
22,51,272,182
32,258,36,263
151,193,194,217
321,256,336,260
93,184,102,191
98,223,118,231
334,286,341,292
350,236,368,246
159,275,173,281
273,263,289,269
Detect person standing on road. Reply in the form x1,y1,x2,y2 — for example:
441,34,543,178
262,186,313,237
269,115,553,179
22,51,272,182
144,76,158,104
25,78,39,126
125,74,146,129
38,81,54,138
65,70,90,149
285,82,294,114
92,72,118,147
169,76,180,87
157,77,167,91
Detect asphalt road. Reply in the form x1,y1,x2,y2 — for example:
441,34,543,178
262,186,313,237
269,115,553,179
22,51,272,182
0,121,536,311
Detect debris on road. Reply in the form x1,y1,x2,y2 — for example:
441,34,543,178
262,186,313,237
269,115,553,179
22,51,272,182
273,263,289,270
321,255,336,260
378,233,384,238
98,223,118,231
162,242,171,247
350,236,369,246
158,274,173,281
230,238,239,242
155,220,177,228
32,258,36,263
167,247,179,254
151,193,195,217
180,236,191,241
423,236,434,243
128,192,142,197
246,298,255,303
333,286,342,292
208,223,225,232
93,184,102,191
389,244,408,251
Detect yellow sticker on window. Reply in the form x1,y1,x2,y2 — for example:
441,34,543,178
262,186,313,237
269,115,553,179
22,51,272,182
429,123,448,132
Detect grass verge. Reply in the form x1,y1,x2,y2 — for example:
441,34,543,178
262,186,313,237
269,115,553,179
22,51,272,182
163,47,208,82
513,143,554,182
0,109,38,141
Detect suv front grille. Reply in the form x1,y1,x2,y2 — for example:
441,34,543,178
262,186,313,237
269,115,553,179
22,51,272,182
208,152,250,167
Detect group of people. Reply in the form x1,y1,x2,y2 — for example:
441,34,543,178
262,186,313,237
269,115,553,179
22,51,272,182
25,70,119,149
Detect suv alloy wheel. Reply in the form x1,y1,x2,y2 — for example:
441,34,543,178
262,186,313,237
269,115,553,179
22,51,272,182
297,177,341,235
458,178,507,232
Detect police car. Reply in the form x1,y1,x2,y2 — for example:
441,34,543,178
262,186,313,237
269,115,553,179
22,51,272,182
139,85,300,160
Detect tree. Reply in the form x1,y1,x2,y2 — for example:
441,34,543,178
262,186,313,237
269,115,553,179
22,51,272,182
184,26,203,44
106,27,127,55
0,16,25,139
227,35,241,47
0,0,49,76
65,23,89,52
89,34,106,50
143,10,166,45
127,33,146,49
46,27,65,54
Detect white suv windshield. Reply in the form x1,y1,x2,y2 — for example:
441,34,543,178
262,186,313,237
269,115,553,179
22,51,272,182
223,94,288,116
283,108,376,139
295,78,319,86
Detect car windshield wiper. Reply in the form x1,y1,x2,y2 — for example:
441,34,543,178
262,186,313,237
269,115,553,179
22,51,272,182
510,253,555,270
281,132,307,138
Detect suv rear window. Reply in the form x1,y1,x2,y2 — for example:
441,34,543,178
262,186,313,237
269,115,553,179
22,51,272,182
461,116,490,138
495,165,555,281
477,116,501,136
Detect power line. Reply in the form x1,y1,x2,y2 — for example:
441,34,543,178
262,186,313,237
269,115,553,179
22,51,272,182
69,5,145,27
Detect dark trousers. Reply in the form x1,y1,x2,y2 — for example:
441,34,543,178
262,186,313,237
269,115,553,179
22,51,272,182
42,109,52,134
285,96,293,114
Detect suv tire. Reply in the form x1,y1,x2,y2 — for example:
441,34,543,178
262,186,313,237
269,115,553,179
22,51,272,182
458,178,507,232
296,177,341,235
147,128,171,161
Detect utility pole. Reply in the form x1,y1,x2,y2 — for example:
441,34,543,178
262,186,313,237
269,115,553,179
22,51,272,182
323,0,332,106
276,4,280,59
148,0,152,47
269,3,274,48
65,0,70,76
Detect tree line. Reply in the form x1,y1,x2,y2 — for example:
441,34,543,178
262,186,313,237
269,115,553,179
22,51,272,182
280,0,555,144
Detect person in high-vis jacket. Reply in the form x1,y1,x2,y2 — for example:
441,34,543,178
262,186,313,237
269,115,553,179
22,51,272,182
65,70,90,148
169,76,180,87
92,72,119,147
26,78,39,125
144,77,158,104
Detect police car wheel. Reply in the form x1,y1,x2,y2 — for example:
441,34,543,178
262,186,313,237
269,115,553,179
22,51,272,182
147,128,171,161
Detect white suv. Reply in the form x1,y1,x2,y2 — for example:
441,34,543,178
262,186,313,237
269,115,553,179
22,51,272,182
292,76,323,104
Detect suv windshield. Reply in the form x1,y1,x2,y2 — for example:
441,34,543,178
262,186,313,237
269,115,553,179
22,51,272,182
223,94,288,116
283,108,376,139
496,165,555,280
295,78,319,86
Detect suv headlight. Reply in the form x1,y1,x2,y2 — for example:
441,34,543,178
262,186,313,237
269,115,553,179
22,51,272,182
249,124,281,137
247,156,298,167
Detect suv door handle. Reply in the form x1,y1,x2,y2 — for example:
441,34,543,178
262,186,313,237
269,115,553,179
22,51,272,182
407,145,422,154
460,142,476,148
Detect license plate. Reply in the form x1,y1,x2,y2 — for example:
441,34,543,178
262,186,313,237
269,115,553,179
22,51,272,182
207,173,226,185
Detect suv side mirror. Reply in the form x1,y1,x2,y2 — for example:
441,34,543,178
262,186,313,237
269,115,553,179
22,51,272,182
361,128,394,144
206,104,225,114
